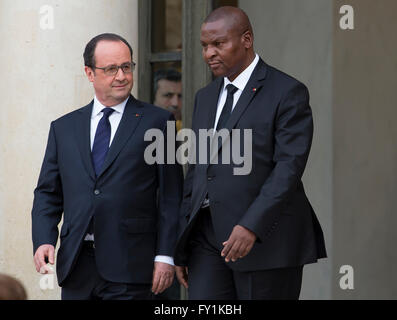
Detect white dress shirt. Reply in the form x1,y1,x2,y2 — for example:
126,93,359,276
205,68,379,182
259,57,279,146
86,96,174,266
213,54,260,129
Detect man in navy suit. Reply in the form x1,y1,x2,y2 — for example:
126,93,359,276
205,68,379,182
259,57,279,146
175,7,327,300
32,33,183,300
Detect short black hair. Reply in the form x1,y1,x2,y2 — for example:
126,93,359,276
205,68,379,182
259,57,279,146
153,69,182,95
83,33,133,68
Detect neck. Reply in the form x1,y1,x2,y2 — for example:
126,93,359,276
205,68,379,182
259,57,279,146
95,95,129,107
228,51,256,82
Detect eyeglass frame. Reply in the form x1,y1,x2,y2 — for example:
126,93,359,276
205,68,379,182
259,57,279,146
90,62,136,76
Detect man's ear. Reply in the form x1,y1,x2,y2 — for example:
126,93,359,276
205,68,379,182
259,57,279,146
242,30,254,49
85,66,95,83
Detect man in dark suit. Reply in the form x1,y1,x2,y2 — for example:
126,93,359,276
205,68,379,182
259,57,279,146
175,7,327,300
32,33,183,300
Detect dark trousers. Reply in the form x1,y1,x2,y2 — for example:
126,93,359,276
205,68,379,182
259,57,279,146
187,208,303,300
61,242,152,300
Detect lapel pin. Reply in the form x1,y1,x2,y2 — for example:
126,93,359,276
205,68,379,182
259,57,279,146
253,88,257,92
135,114,140,117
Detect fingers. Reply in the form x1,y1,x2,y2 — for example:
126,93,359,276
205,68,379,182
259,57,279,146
34,253,41,272
225,241,243,263
153,274,167,295
48,247,55,264
158,271,173,294
221,226,256,263
221,238,239,261
38,251,48,272
152,269,161,294
176,266,188,289
221,240,232,258
241,242,255,258
153,273,172,295
152,263,174,295
33,245,55,273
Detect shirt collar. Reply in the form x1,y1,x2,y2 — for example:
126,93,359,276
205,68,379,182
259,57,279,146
223,54,259,92
91,96,130,119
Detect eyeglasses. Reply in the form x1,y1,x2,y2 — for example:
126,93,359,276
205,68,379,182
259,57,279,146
92,62,136,76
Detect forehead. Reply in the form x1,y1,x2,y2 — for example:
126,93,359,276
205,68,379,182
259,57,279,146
200,19,235,40
158,79,182,92
94,40,131,65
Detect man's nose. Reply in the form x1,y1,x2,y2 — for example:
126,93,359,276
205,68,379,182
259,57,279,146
203,46,216,60
115,67,126,81
170,94,179,106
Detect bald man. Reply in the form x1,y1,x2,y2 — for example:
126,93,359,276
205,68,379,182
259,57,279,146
174,7,326,300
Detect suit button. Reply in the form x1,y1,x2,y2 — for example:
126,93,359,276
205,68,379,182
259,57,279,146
207,176,213,181
94,190,100,195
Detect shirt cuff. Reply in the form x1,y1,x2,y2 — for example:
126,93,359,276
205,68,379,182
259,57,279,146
154,255,174,266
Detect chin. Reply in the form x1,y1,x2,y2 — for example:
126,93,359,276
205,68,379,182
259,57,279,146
115,89,131,98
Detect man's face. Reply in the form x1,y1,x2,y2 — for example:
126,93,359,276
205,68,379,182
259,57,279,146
154,79,182,120
200,19,251,81
85,40,134,106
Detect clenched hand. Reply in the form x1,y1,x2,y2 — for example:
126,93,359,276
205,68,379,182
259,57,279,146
34,244,55,273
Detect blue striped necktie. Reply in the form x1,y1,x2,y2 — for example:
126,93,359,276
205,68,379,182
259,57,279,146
91,108,115,176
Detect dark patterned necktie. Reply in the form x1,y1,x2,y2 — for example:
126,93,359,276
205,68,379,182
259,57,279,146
216,84,238,131
91,108,115,176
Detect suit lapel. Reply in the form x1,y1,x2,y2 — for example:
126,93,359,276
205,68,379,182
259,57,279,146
211,59,268,158
206,78,224,130
225,61,267,132
75,101,96,181
97,95,143,178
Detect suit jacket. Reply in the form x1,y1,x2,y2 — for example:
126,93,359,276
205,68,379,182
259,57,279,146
32,95,183,286
175,59,327,271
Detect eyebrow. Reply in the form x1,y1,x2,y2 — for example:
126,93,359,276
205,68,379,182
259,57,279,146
103,61,131,66
201,35,228,43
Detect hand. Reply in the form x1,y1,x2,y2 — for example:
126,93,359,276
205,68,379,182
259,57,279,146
175,266,188,289
221,225,256,263
152,262,175,295
33,244,55,273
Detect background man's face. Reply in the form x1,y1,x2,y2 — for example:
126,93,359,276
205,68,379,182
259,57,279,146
85,40,134,106
200,19,249,81
154,79,182,120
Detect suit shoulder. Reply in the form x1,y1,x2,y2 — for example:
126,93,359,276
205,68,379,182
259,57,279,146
138,100,174,121
52,104,91,125
266,64,308,92
196,78,222,98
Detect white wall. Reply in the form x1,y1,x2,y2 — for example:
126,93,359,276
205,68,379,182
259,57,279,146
333,0,397,299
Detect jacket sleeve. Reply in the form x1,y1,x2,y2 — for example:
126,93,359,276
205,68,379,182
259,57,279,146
156,113,184,256
31,121,64,254
238,82,313,242
177,93,200,238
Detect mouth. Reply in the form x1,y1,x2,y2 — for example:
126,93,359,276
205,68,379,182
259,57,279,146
113,83,128,89
167,106,178,112
208,61,222,69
